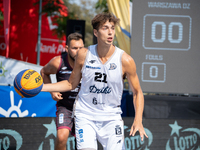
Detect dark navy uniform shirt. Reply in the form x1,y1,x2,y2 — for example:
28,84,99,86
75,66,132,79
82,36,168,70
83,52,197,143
56,53,81,111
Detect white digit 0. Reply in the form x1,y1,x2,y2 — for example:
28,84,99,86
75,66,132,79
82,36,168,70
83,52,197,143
151,21,166,43
168,22,183,43
149,66,158,78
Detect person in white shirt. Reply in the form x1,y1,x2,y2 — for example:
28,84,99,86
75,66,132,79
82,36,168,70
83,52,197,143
42,12,148,150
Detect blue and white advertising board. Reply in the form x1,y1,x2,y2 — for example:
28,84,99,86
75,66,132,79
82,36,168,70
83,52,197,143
0,56,57,117
0,85,56,117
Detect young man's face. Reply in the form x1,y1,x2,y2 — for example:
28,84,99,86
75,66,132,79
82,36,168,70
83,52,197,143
94,20,115,45
66,39,84,61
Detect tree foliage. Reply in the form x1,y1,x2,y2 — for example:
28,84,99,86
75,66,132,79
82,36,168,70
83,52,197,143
63,0,100,46
34,0,79,39
35,0,99,46
95,0,109,12
0,10,3,27
95,0,132,13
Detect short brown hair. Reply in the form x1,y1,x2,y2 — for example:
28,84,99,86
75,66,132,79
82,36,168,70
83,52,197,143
67,32,83,46
91,12,120,30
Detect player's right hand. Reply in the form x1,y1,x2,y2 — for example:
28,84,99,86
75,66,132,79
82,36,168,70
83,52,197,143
50,92,63,101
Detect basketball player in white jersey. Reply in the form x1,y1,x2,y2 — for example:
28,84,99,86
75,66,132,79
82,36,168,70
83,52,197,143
42,12,148,150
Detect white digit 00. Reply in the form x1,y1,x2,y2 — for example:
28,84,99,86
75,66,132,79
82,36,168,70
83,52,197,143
151,21,183,43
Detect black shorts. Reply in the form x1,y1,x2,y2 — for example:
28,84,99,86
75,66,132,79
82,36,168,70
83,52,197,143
56,106,75,136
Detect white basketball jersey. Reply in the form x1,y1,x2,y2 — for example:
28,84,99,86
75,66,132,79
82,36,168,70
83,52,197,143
74,44,124,121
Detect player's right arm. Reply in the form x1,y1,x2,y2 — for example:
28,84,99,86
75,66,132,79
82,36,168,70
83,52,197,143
40,56,62,100
41,48,88,92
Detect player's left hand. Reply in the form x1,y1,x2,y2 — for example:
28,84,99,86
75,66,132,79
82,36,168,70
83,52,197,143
129,120,148,141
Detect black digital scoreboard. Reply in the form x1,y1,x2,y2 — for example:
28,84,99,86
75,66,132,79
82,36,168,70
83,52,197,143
131,0,200,94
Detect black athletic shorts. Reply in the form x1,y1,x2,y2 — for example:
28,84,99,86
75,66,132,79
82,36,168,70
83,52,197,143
56,106,75,136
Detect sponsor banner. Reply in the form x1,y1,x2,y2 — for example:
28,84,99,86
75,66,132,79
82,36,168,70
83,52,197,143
0,0,66,66
0,85,56,117
124,119,200,150
0,117,199,150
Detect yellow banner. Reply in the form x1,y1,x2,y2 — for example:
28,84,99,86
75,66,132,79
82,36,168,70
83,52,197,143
107,0,131,54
